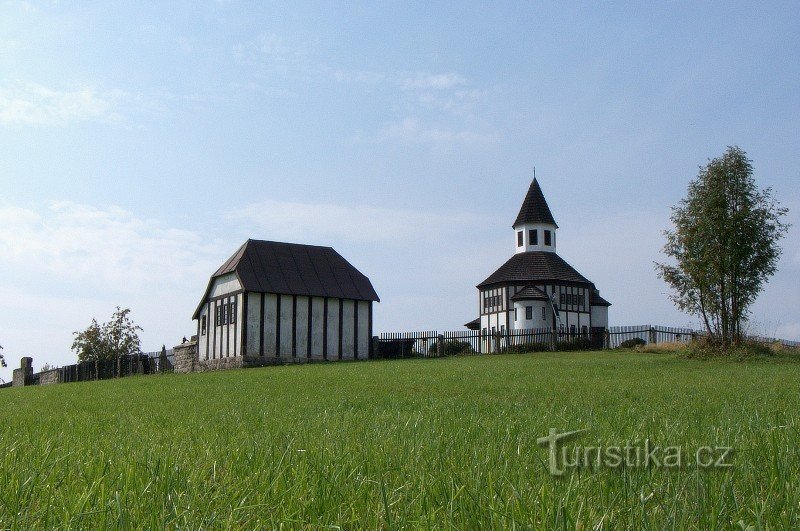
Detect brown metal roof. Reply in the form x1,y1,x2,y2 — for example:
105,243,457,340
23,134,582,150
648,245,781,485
193,239,379,319
478,251,592,287
513,178,558,228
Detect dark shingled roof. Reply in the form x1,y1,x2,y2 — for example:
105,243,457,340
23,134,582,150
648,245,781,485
464,318,480,330
513,178,558,228
510,285,550,301
590,291,612,306
478,251,592,287
193,239,379,319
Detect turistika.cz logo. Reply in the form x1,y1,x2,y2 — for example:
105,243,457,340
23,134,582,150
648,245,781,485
537,428,734,476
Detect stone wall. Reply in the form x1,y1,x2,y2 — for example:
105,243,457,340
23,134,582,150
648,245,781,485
12,357,33,387
173,341,198,373
39,369,62,385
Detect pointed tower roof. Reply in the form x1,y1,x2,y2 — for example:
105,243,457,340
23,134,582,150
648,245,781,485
513,178,558,228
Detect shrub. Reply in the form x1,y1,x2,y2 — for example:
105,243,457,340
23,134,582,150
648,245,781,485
683,339,800,362
635,341,687,354
428,340,474,357
619,337,646,349
505,342,550,354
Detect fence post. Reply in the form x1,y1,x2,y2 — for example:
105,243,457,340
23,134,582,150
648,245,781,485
550,329,557,351
437,334,444,357
649,326,657,345
604,329,610,349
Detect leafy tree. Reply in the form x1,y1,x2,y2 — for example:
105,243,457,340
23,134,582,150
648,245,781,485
72,319,111,362
0,343,6,368
72,308,143,375
656,146,789,348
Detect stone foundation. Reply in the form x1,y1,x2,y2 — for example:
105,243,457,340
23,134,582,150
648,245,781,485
174,340,328,374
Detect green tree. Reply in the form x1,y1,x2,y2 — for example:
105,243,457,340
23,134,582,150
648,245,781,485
106,307,143,376
656,146,789,348
0,343,6,368
72,308,143,375
72,319,111,362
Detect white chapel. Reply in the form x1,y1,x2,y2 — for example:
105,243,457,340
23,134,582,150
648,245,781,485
467,178,610,338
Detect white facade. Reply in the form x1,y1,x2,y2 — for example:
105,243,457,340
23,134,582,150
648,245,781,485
480,283,593,333
475,178,610,338
513,222,558,254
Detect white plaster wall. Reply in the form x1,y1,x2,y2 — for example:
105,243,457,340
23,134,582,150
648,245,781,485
341,300,355,359
512,301,549,330
326,299,340,359
357,301,370,358
279,295,293,357
513,222,558,254
220,301,229,358
310,296,325,359
591,306,609,328
210,273,241,297
197,305,208,360
295,296,309,358
262,294,278,357
246,293,260,357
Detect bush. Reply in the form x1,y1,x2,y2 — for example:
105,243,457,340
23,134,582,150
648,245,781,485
505,342,550,354
635,341,687,354
619,337,646,349
683,339,800,362
428,340,474,357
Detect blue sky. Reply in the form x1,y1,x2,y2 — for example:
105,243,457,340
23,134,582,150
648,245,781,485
1,1,798,380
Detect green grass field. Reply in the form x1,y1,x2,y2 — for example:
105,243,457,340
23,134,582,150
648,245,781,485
1,351,799,529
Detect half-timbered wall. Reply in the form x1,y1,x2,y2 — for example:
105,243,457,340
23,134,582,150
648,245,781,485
242,293,371,361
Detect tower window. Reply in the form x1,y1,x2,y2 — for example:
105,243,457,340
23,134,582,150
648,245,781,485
514,308,518,321
517,231,523,247
201,316,207,335
544,230,552,246
542,306,546,320
525,306,533,320
529,229,538,245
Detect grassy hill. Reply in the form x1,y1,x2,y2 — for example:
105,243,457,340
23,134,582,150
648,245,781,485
1,351,799,528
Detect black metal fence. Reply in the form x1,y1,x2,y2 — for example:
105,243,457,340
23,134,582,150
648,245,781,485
375,325,713,358
24,349,175,386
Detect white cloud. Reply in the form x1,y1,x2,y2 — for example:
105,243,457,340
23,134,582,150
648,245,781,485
377,116,500,146
402,72,466,90
0,200,223,292
0,80,126,126
0,200,232,381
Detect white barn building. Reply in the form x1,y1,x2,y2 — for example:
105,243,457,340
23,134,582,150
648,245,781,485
193,239,379,363
469,179,610,338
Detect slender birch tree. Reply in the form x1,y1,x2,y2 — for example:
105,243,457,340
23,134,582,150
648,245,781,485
656,146,789,348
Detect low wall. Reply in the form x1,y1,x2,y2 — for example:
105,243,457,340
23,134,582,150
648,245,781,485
39,369,62,385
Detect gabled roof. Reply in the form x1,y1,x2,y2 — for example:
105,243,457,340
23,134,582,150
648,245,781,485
193,239,379,319
478,251,592,288
513,178,558,228
510,285,550,301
